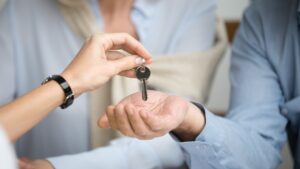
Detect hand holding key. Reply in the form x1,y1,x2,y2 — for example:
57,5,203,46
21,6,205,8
98,90,205,140
61,33,152,96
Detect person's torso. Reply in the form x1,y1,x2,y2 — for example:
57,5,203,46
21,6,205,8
257,0,300,167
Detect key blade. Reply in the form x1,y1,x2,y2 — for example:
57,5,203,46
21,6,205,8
141,79,148,101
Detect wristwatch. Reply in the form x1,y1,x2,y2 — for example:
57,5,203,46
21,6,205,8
42,75,74,109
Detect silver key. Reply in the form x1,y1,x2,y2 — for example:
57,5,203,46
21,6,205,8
136,66,151,101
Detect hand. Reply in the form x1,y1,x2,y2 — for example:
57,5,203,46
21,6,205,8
61,33,152,96
19,158,54,169
98,91,205,141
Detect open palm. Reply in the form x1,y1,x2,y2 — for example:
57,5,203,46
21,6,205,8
99,90,189,139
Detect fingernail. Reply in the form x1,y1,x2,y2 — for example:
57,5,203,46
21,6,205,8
135,57,145,65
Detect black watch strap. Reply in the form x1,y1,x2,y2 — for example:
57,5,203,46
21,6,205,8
192,102,206,125
42,75,74,109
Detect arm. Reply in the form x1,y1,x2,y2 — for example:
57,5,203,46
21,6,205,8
0,81,64,142
100,3,287,169
0,33,152,142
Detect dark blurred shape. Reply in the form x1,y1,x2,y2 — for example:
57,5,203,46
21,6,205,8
225,20,240,43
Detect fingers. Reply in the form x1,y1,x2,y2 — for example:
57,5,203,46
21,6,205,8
106,105,118,130
112,55,146,74
100,104,159,139
97,92,183,140
126,107,155,139
105,50,127,60
114,104,135,137
99,104,136,137
140,111,163,132
98,114,110,128
106,50,146,76
90,33,152,64
118,69,136,78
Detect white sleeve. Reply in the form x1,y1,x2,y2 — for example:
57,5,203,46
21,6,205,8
48,135,187,169
0,127,17,169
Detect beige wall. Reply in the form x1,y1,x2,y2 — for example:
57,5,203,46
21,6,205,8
207,0,249,112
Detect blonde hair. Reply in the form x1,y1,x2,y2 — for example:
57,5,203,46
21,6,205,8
0,0,6,11
57,0,98,38
0,0,96,38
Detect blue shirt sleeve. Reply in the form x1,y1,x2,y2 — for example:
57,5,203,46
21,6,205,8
179,3,288,169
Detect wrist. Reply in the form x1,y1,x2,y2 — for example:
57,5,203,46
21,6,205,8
173,102,205,141
60,72,81,96
42,75,75,109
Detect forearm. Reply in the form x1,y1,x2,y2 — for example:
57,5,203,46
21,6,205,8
175,109,284,169
0,81,64,141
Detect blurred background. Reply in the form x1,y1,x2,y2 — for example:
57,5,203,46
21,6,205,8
209,0,293,168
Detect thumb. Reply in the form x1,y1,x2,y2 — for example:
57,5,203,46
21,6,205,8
112,55,148,73
98,114,111,128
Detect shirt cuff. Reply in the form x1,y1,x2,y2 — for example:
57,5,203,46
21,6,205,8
170,103,222,143
195,109,223,142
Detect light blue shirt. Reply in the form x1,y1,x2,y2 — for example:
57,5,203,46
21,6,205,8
0,0,217,167
180,0,300,169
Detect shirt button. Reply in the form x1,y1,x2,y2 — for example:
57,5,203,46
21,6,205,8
281,108,289,115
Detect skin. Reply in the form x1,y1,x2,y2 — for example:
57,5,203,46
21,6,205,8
98,91,206,141
18,159,54,169
0,33,151,169
99,0,138,39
